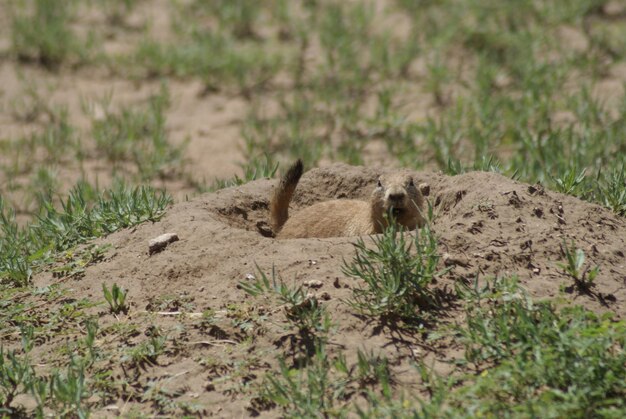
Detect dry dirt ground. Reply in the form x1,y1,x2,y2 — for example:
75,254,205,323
0,0,247,215
1,0,626,212
2,0,626,416
0,60,246,194
10,163,624,416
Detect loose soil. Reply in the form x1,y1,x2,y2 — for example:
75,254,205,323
12,163,626,416
2,1,626,415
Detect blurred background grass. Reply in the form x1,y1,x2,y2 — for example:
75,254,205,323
2,0,624,220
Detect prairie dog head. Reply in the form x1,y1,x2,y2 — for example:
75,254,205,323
370,173,426,231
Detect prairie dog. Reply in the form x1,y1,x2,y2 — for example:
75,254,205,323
270,160,426,238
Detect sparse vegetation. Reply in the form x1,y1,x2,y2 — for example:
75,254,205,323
132,3,283,96
89,83,185,181
0,183,171,286
446,277,626,417
1,0,626,416
355,277,626,417
0,347,33,411
97,0,141,26
240,266,330,337
49,357,91,418
125,334,167,367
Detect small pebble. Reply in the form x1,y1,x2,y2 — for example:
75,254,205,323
304,280,323,289
148,233,179,255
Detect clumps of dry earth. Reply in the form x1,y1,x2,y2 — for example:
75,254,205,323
2,163,626,416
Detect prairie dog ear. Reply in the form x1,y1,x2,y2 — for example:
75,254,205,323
418,182,430,197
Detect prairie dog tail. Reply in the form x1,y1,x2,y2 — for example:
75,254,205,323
270,159,304,234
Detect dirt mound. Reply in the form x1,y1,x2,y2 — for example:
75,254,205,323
26,163,626,416
431,171,626,310
132,163,624,314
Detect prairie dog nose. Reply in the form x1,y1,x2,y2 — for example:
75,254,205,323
387,190,406,203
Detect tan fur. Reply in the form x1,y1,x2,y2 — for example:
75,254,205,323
270,160,426,239
270,159,303,233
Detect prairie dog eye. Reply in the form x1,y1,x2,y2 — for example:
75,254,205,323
408,178,415,187
377,179,383,188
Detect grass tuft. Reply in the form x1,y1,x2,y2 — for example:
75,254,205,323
343,221,442,325
558,240,599,292
260,343,349,417
10,0,95,68
102,283,129,314
598,164,626,216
